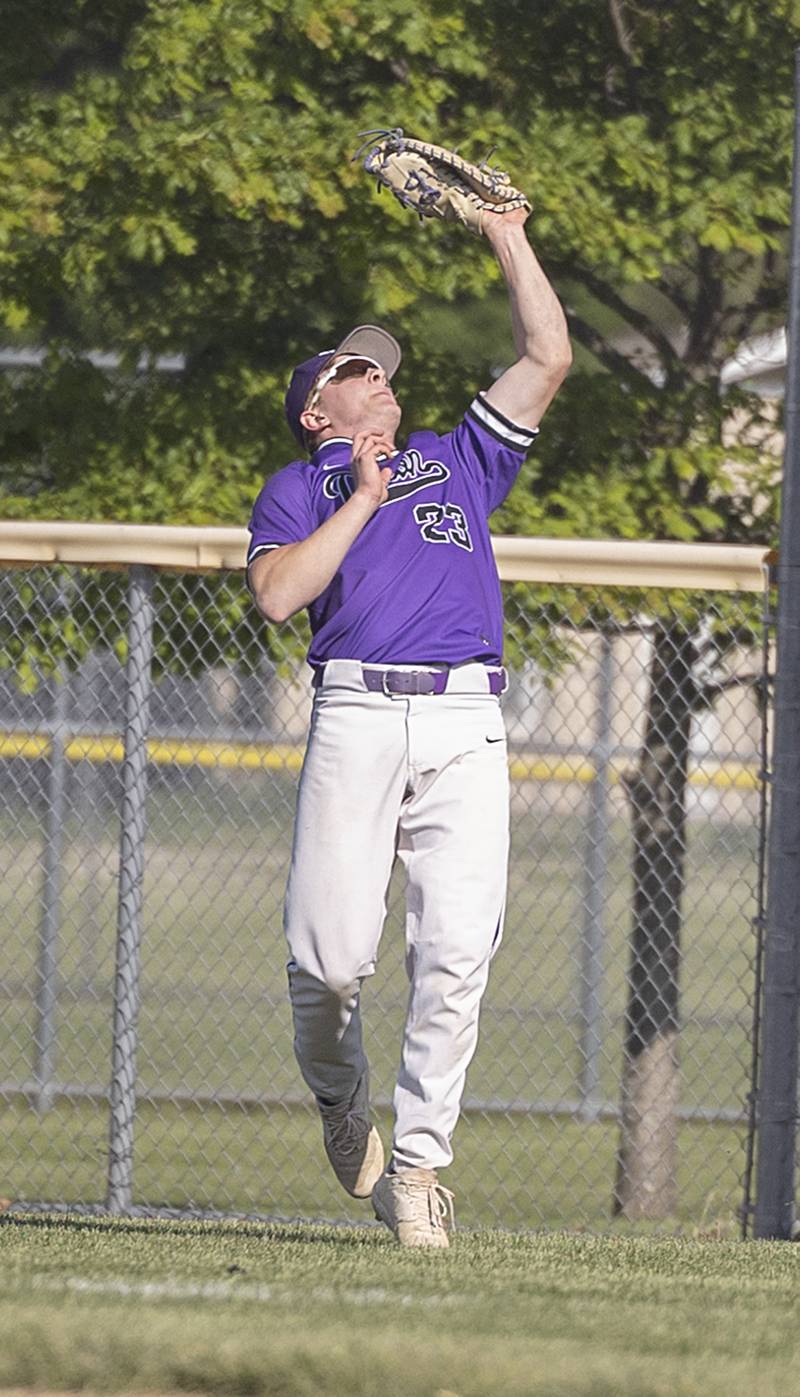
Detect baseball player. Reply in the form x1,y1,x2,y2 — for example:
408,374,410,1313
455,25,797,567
248,206,571,1246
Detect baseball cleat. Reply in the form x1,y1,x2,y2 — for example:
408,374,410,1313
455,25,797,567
372,1167,455,1248
317,1075,384,1198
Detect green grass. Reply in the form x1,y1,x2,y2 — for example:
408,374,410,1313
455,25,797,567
0,773,759,1230
1,1212,799,1396
0,1097,747,1232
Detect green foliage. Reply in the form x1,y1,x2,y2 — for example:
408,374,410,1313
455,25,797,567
0,0,792,670
0,0,793,529
0,567,128,689
0,566,312,686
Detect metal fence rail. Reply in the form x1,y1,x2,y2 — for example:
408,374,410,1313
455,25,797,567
0,528,773,1232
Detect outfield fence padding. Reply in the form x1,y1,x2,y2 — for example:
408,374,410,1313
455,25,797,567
0,524,776,1232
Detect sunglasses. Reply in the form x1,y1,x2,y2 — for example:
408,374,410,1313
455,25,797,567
306,356,381,411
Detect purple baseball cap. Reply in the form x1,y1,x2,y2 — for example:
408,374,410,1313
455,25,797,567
284,324,402,446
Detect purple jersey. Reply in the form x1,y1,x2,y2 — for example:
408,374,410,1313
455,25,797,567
247,393,538,667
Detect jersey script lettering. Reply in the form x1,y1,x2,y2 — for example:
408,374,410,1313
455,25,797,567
322,448,450,506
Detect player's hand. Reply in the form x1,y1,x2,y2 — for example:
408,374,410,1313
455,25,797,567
481,205,531,244
350,430,396,508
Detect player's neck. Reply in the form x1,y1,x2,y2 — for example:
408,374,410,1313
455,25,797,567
316,428,398,452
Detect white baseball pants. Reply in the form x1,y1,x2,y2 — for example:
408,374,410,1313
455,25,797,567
284,659,510,1172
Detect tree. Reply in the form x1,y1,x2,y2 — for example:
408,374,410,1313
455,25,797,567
486,0,793,1218
0,2,792,531
0,0,796,1213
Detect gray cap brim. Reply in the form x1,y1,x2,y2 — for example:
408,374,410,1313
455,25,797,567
333,324,402,380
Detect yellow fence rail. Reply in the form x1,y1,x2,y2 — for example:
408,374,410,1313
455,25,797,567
0,729,761,789
0,519,774,590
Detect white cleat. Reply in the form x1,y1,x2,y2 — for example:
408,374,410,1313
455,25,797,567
318,1076,384,1198
372,1167,455,1248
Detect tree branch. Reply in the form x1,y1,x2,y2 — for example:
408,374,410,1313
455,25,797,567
609,0,639,63
685,246,725,367
605,0,642,107
655,277,694,322
699,673,768,701
568,268,685,380
567,314,656,387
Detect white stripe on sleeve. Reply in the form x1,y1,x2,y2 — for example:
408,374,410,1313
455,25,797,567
246,542,283,565
467,394,540,449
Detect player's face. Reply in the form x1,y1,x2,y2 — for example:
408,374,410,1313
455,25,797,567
312,356,402,440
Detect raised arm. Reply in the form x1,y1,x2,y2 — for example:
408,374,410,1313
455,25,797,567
481,208,572,430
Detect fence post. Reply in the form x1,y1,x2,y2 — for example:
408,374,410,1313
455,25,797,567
106,565,155,1214
34,662,70,1113
578,626,614,1116
754,48,800,1240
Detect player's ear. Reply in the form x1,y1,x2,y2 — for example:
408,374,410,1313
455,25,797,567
300,406,330,434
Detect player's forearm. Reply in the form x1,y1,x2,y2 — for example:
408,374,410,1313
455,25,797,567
250,490,380,624
493,226,571,373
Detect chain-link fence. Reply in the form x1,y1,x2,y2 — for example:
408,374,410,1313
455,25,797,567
0,536,773,1233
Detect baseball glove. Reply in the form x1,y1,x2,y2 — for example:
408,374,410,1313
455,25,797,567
353,128,531,235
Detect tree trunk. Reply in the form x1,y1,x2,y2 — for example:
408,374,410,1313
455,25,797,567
614,621,698,1219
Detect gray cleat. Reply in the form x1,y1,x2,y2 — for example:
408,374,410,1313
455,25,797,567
318,1075,384,1198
